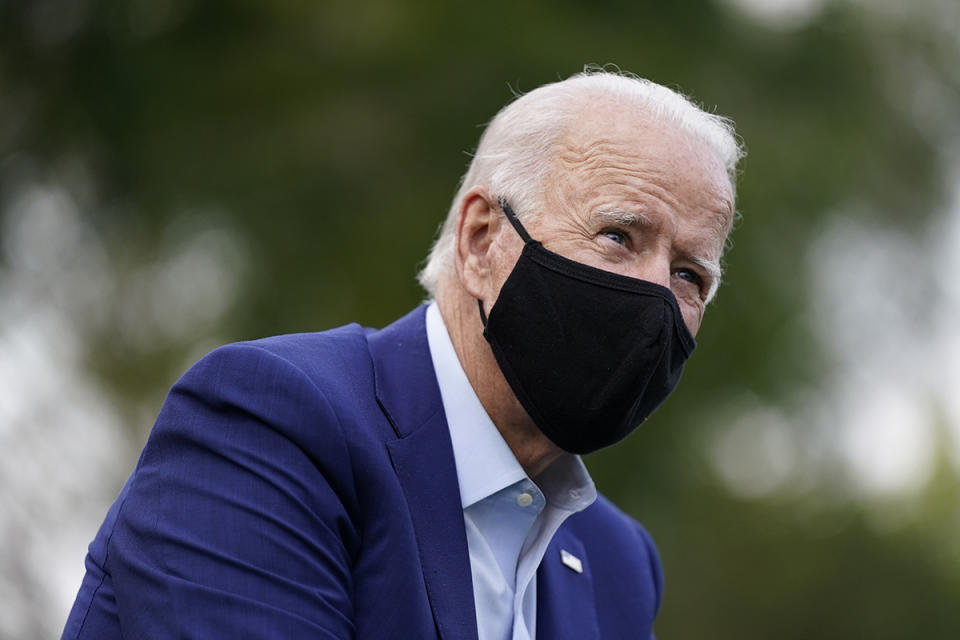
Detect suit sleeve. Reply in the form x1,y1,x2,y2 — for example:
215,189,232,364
93,343,360,639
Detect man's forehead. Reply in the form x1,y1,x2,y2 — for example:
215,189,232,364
544,112,735,256
557,108,730,186
551,131,734,220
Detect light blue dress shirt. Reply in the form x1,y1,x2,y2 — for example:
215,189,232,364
425,303,597,640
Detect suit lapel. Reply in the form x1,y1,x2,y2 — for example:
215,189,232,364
536,530,601,640
368,306,479,640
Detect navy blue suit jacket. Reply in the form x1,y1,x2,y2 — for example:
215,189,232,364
62,306,663,639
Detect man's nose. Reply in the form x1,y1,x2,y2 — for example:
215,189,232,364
629,254,671,289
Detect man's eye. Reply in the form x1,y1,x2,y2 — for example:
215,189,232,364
674,268,703,287
601,229,628,245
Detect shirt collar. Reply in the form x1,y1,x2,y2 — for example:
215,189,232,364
425,302,596,512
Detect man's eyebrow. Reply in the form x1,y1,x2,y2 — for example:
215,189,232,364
595,208,653,226
691,255,723,302
690,255,722,281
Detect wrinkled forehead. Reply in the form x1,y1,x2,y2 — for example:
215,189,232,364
549,107,735,224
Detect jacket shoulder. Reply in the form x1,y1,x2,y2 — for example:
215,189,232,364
565,494,664,614
232,322,374,382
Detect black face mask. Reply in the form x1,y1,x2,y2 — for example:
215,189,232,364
478,198,697,455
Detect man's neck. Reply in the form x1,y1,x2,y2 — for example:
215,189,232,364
435,287,563,479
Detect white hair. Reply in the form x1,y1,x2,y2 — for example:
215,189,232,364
417,67,745,297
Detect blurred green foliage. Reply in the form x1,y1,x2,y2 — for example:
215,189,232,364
3,0,958,637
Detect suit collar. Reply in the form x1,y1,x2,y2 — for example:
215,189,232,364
368,305,479,640
368,305,444,439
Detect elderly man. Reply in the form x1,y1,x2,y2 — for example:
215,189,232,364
63,70,742,640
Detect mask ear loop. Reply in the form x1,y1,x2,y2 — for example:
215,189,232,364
498,197,534,243
479,197,534,327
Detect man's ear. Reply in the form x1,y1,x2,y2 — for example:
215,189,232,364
454,187,502,301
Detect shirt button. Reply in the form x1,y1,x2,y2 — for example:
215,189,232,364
516,492,534,507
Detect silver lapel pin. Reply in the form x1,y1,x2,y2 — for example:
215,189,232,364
560,549,583,574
